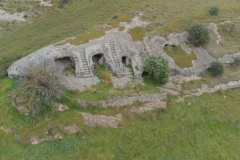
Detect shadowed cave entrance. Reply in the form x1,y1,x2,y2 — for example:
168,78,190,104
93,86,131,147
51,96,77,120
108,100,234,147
55,57,75,76
122,56,127,65
92,54,104,65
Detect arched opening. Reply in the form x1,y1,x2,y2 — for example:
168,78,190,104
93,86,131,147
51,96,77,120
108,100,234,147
122,56,127,65
55,57,75,76
92,54,104,65
164,44,168,48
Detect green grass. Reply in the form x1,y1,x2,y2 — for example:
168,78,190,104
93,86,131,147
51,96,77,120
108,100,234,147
65,66,161,102
182,65,240,91
204,22,240,59
164,45,197,68
1,77,240,159
2,0,240,159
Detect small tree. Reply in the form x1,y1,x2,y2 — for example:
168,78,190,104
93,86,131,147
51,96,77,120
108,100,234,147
209,61,224,76
187,24,210,47
144,55,170,84
209,7,219,16
11,61,63,118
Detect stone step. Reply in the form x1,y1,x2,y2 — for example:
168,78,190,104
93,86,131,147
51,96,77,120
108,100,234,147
79,49,93,77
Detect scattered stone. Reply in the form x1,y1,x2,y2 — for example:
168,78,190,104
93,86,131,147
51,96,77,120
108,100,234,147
131,101,166,113
39,0,53,7
52,103,69,112
99,23,110,29
120,12,149,31
29,137,41,145
15,105,29,115
29,133,63,145
81,113,122,128
0,9,26,21
62,125,81,134
0,126,11,133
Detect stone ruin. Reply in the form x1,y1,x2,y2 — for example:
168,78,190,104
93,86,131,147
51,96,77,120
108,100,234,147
8,30,144,79
7,30,145,91
9,15,234,91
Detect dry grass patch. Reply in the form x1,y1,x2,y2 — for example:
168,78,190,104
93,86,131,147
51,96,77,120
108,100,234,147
118,26,125,31
164,45,197,68
127,27,146,41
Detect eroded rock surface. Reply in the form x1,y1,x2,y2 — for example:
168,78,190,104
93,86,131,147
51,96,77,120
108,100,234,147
81,113,122,128
0,9,26,21
77,93,167,108
29,133,63,145
131,101,166,113
52,103,69,112
62,125,82,134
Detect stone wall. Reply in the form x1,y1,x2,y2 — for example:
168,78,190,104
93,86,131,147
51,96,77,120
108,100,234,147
77,93,167,108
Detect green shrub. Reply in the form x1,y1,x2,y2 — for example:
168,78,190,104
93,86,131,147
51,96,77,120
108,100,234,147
143,55,170,85
209,61,224,76
187,24,210,47
0,69,7,79
209,7,219,16
234,57,240,66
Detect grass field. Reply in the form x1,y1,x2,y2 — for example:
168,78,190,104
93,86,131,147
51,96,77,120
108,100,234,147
1,0,240,71
1,77,240,159
1,0,240,159
182,65,240,91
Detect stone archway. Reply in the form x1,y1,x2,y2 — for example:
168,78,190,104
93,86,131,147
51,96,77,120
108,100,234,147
55,57,75,76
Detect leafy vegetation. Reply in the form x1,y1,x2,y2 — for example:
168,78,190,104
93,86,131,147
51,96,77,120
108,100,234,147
10,62,63,118
187,24,210,47
164,45,197,68
144,55,169,84
209,7,219,15
209,61,224,76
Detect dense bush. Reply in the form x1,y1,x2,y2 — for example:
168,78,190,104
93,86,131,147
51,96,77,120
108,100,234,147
234,57,240,66
209,7,219,16
209,61,224,76
143,55,169,84
187,24,210,47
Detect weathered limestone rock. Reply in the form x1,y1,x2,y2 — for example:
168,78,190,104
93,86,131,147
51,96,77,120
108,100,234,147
0,9,26,21
81,113,122,128
77,93,167,108
131,101,166,113
218,52,240,64
29,133,63,145
52,103,69,112
112,75,132,88
62,125,81,134
144,32,215,76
